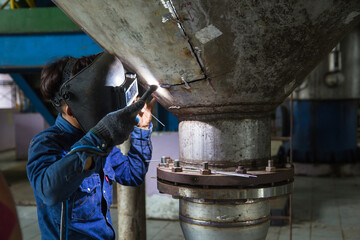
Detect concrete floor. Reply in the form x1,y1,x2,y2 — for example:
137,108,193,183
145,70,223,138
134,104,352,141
17,206,185,240
15,176,360,240
2,149,360,240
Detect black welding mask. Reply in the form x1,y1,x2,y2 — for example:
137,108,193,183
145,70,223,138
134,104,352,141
52,52,138,132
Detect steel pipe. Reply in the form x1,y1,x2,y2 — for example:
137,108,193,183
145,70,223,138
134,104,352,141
180,198,270,240
179,118,271,170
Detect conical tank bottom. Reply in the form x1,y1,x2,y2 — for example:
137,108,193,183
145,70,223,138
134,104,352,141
54,0,360,119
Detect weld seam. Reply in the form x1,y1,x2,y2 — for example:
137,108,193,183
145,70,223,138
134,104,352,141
168,0,208,79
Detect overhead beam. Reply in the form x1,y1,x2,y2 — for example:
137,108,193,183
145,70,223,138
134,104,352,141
0,33,102,71
0,7,80,34
11,73,55,126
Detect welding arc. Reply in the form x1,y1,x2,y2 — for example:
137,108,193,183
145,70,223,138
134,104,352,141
160,77,207,89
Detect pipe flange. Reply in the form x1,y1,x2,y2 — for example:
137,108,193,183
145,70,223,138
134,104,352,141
157,180,293,200
157,167,294,187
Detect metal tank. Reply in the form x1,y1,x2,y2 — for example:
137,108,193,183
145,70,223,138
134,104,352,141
52,1,360,239
277,25,360,164
293,25,360,100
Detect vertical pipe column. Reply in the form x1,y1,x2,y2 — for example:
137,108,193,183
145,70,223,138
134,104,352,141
179,198,270,240
117,139,146,240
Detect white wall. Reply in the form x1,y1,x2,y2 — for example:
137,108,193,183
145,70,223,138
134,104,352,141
145,132,180,220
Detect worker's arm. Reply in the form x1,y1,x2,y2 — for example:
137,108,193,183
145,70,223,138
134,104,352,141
26,131,105,206
107,125,152,186
106,98,155,185
27,99,148,206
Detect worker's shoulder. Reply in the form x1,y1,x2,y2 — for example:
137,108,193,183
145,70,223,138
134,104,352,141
29,124,64,147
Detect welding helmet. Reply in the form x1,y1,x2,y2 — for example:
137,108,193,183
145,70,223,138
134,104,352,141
52,52,138,132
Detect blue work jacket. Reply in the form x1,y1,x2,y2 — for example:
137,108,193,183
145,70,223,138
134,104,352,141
27,114,152,239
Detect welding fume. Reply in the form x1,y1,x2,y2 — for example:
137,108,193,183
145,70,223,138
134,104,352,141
26,52,157,239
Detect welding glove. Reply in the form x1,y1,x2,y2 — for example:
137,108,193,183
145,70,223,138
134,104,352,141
90,99,146,150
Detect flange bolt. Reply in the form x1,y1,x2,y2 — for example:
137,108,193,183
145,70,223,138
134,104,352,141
159,156,169,167
174,159,180,167
235,165,247,174
200,162,211,175
203,162,208,170
172,159,182,172
266,160,276,172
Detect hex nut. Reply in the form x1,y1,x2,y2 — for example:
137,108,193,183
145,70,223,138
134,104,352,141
235,166,247,174
285,162,293,169
266,166,276,172
166,157,173,164
172,167,182,172
159,163,169,168
200,169,211,175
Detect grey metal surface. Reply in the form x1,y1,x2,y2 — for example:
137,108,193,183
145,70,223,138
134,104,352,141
53,0,360,119
179,198,270,240
293,25,360,100
180,198,269,223
179,118,270,170
157,181,293,200
180,220,269,240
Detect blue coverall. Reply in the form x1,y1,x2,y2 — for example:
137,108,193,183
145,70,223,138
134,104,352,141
27,114,152,239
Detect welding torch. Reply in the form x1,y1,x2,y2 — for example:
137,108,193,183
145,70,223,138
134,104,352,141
135,85,158,125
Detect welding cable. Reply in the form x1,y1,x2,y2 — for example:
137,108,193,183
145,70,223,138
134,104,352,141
60,200,69,240
67,145,108,157
59,146,106,239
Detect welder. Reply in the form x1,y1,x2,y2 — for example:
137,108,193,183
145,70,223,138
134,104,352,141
27,52,156,239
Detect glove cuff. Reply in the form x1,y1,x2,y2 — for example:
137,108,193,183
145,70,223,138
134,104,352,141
90,125,113,147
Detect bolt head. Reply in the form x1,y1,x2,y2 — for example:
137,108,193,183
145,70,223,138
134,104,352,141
202,162,209,170
174,159,180,167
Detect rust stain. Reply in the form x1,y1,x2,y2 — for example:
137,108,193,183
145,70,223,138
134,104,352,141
183,48,193,59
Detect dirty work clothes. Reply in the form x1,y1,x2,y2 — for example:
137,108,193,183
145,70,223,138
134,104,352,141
27,114,152,239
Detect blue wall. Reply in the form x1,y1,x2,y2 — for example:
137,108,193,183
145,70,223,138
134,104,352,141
277,100,359,163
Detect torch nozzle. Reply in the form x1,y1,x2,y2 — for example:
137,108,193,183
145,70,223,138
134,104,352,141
139,85,158,103
131,85,158,122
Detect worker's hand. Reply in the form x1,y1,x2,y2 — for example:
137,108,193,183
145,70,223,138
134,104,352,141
137,98,157,129
90,100,146,149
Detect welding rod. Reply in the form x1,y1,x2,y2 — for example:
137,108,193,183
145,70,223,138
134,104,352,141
182,167,257,178
212,170,257,178
142,85,166,127
151,113,165,127
135,85,159,125
140,85,158,102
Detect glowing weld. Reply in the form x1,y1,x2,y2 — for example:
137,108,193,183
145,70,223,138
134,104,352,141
160,84,172,89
